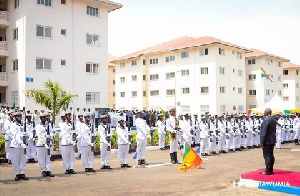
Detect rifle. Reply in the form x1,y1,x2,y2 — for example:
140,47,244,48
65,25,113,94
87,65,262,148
32,121,36,146
46,121,51,155
22,107,27,155
127,121,132,148
106,124,111,151
91,117,95,152
72,119,77,151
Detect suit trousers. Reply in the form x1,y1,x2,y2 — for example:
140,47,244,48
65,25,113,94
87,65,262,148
262,144,275,173
137,139,147,160
100,143,111,165
118,144,129,164
37,147,51,171
5,140,11,160
81,146,94,168
61,145,75,170
10,148,26,174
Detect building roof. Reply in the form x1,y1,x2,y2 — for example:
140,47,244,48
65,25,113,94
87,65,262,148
283,62,300,69
90,0,123,12
112,36,252,62
108,54,117,67
245,48,289,62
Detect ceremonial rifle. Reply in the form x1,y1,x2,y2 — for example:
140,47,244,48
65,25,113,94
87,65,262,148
22,107,27,155
91,116,95,152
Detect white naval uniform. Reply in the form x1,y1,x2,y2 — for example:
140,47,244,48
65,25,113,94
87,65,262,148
98,123,112,166
135,118,150,161
4,119,13,161
208,121,217,152
193,119,200,145
276,120,282,149
7,122,27,174
157,120,166,149
234,121,242,149
36,123,52,171
76,120,83,155
225,120,233,150
278,118,285,143
116,125,130,164
245,119,252,147
166,116,178,153
181,119,193,145
26,122,37,159
80,122,95,168
199,121,209,154
218,120,226,151
60,121,76,170
294,117,300,142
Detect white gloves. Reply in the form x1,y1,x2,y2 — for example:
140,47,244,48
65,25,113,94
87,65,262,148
90,143,94,147
21,144,27,149
45,144,50,149
71,141,76,146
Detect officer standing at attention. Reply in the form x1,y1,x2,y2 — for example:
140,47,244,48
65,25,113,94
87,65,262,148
98,115,112,169
157,114,166,150
166,108,180,164
116,119,131,168
135,111,150,165
4,110,14,164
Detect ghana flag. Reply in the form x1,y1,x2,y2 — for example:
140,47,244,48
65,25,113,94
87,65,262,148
178,142,203,172
261,67,273,82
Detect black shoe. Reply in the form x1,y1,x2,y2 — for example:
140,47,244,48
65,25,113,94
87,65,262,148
31,158,36,163
201,153,205,156
47,171,55,177
260,171,273,175
69,169,77,174
204,153,210,156
65,170,70,174
223,150,228,153
101,166,106,169
173,153,181,164
105,165,112,169
141,159,149,165
241,146,246,149
79,154,81,158
125,164,131,168
85,168,90,172
42,171,47,177
229,149,234,152
162,148,166,150
212,151,217,154
15,174,21,181
8,159,12,164
121,164,125,168
20,174,29,180
170,153,175,164
50,157,55,161
90,168,96,172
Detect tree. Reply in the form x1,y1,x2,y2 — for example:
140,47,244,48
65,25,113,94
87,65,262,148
24,80,78,124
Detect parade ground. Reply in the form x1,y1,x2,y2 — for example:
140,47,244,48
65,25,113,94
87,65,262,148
1,143,299,196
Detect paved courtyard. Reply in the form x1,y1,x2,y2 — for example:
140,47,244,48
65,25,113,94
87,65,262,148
1,143,299,196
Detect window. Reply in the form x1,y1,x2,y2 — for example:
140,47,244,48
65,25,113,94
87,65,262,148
278,90,282,96
166,72,175,79
278,75,281,82
220,87,225,94
61,0,66,4
113,92,115,97
200,87,209,94
143,75,146,81
220,105,226,113
181,52,189,58
296,70,299,75
181,70,189,76
12,60,18,71
248,74,256,80
200,105,209,113
283,70,288,75
200,67,208,75
120,77,125,83
237,52,242,59
11,91,18,104
120,92,125,97
248,59,256,65
143,91,146,97
232,51,235,54
219,48,225,55
113,80,115,85
86,92,100,104
249,90,256,96
61,29,67,36
150,90,159,96
166,56,175,62
266,59,270,65
278,62,281,67
166,89,175,96
150,58,158,64
131,60,137,66
249,105,256,109
297,83,299,88
181,106,190,113
86,34,100,46
238,88,243,94
14,0,19,8
238,105,243,113
131,91,137,98
283,83,288,88
150,74,159,81
200,48,208,56
87,6,99,17
86,63,99,74
36,25,52,38
131,75,137,81
37,0,52,7
36,58,52,70
283,96,289,101
13,28,18,40
182,88,190,94
266,89,270,96
219,67,225,75
61,60,66,66
143,60,146,65
120,62,125,69
238,70,243,77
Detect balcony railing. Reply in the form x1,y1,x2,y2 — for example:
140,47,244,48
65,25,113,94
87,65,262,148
0,72,8,81
0,11,9,21
0,41,8,50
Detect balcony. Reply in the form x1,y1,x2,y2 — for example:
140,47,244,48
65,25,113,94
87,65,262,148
0,72,8,86
0,41,8,56
0,11,9,27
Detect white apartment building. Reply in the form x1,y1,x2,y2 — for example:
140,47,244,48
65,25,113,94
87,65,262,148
0,0,121,111
282,62,300,108
245,49,289,109
112,36,250,115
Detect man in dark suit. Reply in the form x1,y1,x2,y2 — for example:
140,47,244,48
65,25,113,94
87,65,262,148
260,108,277,175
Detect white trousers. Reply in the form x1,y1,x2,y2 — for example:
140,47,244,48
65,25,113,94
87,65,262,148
118,144,129,164
226,135,233,149
81,146,94,168
10,148,26,174
209,136,217,152
195,131,200,144
37,147,51,171
234,135,241,148
5,140,11,160
276,133,282,148
137,139,147,160
158,133,165,148
200,138,209,153
77,138,82,154
100,143,111,165
218,135,226,150
27,140,36,159
61,145,75,170
245,132,252,146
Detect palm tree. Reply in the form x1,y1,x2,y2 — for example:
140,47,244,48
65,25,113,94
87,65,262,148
24,80,78,124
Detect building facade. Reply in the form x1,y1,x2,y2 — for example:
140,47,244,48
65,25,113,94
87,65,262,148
108,54,116,109
112,36,250,115
282,62,300,108
245,49,288,109
0,0,121,111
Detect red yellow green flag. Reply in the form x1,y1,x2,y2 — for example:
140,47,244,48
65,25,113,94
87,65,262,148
261,67,273,82
178,142,203,172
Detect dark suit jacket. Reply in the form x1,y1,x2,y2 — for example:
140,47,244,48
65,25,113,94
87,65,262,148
260,116,277,145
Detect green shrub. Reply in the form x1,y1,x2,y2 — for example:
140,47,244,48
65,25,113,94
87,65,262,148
0,135,5,158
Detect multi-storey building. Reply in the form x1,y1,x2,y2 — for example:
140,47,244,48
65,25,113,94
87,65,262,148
108,54,116,109
112,36,250,115
282,62,300,108
0,0,121,111
245,49,289,109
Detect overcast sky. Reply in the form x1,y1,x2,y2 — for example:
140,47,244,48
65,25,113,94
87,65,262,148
108,0,300,64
